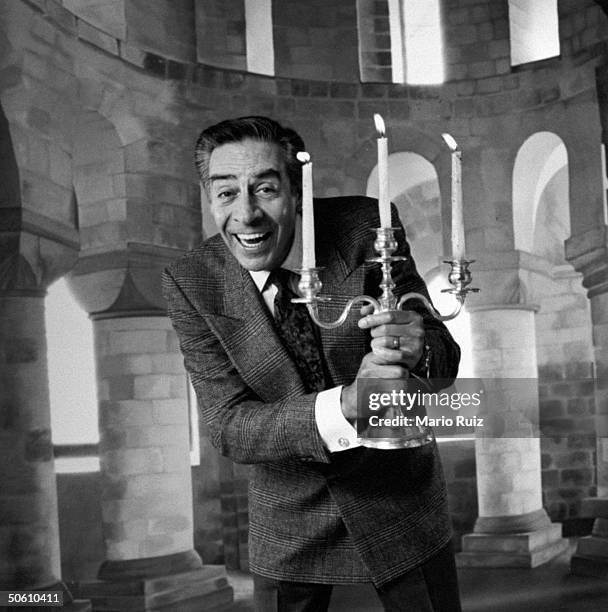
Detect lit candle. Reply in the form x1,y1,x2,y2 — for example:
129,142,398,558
442,133,465,260
297,151,315,268
374,113,391,228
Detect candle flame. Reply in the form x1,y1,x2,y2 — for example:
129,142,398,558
442,133,459,152
373,113,386,137
296,151,311,164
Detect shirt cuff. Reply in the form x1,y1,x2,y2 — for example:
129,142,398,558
314,386,361,453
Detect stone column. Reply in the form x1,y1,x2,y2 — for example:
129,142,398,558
76,314,233,610
0,292,90,610
568,227,608,577
458,306,568,567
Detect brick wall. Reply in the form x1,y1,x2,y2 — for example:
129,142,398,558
559,0,608,55
539,364,597,528
125,0,195,62
195,0,246,71
444,0,511,82
273,0,359,81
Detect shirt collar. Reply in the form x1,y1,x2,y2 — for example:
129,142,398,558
249,214,303,292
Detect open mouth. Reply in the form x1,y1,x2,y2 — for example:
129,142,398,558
234,232,272,249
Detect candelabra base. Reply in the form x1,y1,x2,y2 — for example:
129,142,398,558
359,429,435,449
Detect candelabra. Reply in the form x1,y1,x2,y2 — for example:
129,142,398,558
292,227,479,449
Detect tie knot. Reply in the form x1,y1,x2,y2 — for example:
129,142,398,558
271,268,296,297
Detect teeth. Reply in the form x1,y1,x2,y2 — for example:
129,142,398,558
236,232,270,248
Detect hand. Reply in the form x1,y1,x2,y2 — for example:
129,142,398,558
358,309,425,369
340,351,409,421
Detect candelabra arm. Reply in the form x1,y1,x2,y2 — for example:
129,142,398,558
396,258,478,321
397,292,464,322
306,296,381,330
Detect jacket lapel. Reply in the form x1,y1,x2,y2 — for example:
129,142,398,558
204,254,307,402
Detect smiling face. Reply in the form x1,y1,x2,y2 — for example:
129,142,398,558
207,139,299,271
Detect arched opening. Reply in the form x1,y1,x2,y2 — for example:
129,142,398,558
513,132,595,522
513,131,568,255
366,151,473,376
367,152,441,275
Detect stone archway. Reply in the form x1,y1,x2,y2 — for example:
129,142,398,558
513,131,595,528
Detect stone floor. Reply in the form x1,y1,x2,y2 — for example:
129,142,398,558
226,541,608,611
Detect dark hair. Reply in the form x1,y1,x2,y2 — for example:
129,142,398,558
195,116,306,198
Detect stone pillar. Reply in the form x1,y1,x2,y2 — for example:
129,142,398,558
568,227,608,577
458,306,568,567
0,292,90,610
75,314,233,610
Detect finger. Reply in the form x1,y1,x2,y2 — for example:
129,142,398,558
360,304,375,316
371,336,403,352
369,323,425,339
361,363,409,379
400,347,423,368
371,346,404,363
358,311,396,329
358,309,421,329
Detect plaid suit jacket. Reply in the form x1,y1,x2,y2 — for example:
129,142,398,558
162,196,460,586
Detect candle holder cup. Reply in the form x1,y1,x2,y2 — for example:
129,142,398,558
293,227,479,449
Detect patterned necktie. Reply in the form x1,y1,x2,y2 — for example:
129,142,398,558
272,268,327,393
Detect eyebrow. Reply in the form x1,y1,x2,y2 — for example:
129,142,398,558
209,168,282,184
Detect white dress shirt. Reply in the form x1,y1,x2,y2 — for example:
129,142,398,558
248,218,360,453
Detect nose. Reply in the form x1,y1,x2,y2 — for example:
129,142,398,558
232,191,262,224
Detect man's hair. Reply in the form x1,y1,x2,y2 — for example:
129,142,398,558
194,116,306,198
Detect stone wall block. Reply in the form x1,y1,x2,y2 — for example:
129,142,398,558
150,353,186,374
103,471,188,501
133,374,172,400
103,330,169,355
148,515,191,536
162,445,191,472
99,400,156,428
101,494,187,524
102,447,165,475
152,399,189,425
124,424,187,448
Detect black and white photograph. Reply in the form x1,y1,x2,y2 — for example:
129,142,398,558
1,1,608,610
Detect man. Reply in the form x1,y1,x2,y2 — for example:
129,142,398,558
163,116,462,611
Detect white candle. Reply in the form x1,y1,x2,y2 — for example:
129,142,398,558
442,133,465,260
296,151,315,268
374,114,391,228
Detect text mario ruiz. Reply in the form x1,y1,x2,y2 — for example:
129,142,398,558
366,389,484,428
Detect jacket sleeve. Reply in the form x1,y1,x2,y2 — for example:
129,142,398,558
389,206,461,390
162,268,330,465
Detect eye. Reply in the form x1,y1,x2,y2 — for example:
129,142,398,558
215,188,237,201
255,183,278,197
